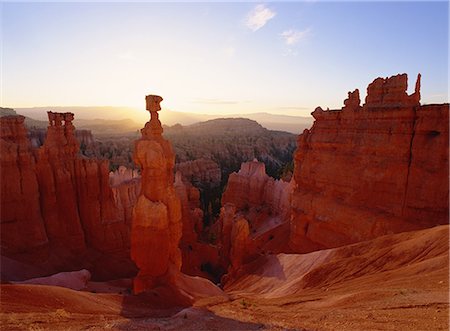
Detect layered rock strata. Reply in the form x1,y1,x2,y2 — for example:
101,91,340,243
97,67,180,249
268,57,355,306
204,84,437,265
290,73,449,252
217,160,294,281
130,95,183,293
174,172,220,281
222,159,293,220
1,112,138,279
0,116,49,255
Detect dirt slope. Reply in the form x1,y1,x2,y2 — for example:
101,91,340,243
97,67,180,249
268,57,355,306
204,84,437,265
1,225,448,330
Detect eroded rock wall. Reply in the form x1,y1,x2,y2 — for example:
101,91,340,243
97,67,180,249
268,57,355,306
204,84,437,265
0,116,48,255
217,160,294,281
0,112,139,278
175,158,221,189
222,159,293,215
289,74,449,252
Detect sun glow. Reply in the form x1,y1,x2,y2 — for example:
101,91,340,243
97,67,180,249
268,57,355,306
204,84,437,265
2,2,448,118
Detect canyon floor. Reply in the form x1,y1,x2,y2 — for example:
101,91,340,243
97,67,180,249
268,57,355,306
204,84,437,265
1,225,448,331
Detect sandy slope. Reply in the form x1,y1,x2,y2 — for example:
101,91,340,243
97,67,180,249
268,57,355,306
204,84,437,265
1,225,448,330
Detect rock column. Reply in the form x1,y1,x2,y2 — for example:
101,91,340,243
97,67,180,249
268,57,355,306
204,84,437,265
131,95,183,293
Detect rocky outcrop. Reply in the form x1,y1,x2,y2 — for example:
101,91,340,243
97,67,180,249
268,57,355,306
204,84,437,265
174,172,203,245
109,165,140,187
290,73,449,252
1,112,138,280
174,172,220,281
175,158,221,189
130,95,183,294
229,217,250,274
35,112,86,252
0,116,49,255
27,127,95,150
130,96,226,301
217,160,294,281
164,118,297,180
222,159,293,219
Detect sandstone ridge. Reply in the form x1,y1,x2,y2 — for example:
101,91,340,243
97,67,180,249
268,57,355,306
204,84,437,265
1,112,139,280
290,73,449,252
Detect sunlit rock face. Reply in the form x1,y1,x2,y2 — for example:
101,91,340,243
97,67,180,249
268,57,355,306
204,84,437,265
0,112,138,280
222,160,293,219
289,73,449,252
130,95,183,294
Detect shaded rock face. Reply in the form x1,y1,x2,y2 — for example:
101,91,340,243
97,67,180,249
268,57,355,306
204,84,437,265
131,95,183,294
174,172,221,282
217,160,294,282
109,165,140,187
0,116,49,254
290,73,449,252
1,113,138,280
222,160,293,219
175,158,221,189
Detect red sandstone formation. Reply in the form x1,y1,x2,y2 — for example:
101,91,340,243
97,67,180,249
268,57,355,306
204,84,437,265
36,112,86,253
229,217,250,274
130,95,183,293
109,165,140,187
217,160,294,281
174,172,220,280
0,116,48,255
130,95,225,300
290,73,449,252
1,112,138,280
222,159,293,218
174,172,203,247
175,158,221,189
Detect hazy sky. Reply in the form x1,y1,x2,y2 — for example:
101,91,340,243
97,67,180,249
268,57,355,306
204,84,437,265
1,1,448,117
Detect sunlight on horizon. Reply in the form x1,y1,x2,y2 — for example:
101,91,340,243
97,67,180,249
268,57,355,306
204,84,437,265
2,2,448,118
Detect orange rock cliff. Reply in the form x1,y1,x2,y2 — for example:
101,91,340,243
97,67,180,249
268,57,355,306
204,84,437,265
289,73,449,252
217,160,294,281
1,112,138,279
1,73,447,289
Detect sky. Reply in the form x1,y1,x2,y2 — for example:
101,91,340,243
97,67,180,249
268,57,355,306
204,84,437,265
1,1,448,117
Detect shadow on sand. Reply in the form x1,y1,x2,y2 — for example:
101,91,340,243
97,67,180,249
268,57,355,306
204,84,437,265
118,285,264,330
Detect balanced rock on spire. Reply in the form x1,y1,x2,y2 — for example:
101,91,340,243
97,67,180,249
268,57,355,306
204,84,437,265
131,94,183,293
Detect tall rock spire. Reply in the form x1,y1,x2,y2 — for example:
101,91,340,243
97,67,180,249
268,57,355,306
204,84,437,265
130,94,183,294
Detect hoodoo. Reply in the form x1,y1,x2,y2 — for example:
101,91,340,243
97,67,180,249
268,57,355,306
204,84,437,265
130,95,183,293
0,111,138,280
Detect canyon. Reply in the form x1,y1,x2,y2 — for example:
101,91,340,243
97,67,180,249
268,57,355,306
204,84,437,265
0,73,448,330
